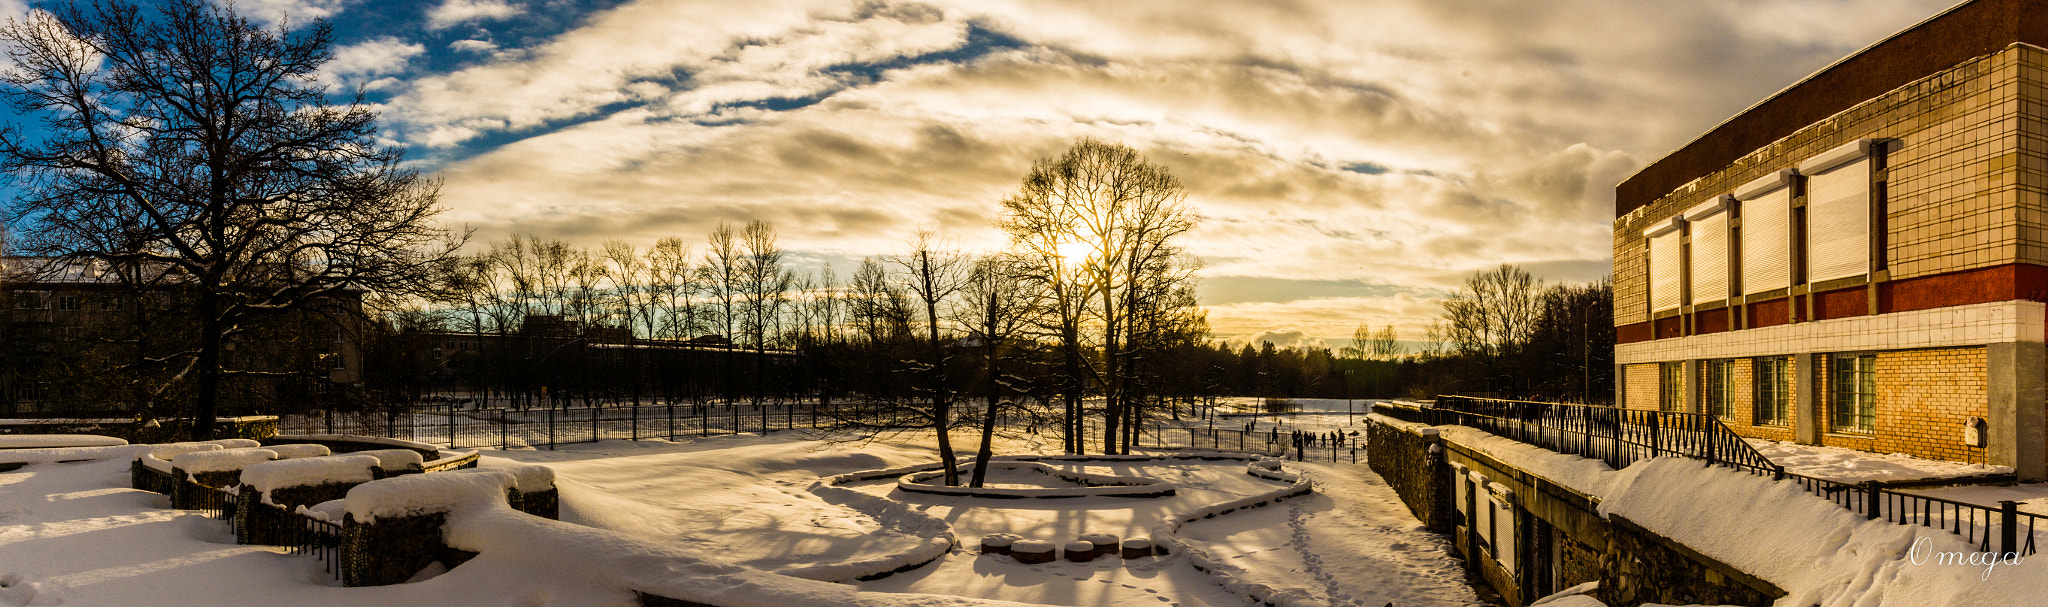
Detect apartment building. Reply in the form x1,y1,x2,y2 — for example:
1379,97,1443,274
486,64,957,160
1613,0,2048,479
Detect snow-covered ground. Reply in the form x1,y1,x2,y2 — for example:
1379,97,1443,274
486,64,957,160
1746,438,2012,483
0,410,1481,607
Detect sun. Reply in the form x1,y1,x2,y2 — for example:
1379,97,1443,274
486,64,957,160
1055,241,1093,263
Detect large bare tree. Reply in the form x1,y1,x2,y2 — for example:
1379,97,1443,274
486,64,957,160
998,138,1199,454
0,0,457,437
891,230,968,484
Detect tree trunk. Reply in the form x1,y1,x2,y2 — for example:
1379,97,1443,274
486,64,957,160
193,293,224,441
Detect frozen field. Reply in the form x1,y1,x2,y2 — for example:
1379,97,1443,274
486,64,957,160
0,412,1482,607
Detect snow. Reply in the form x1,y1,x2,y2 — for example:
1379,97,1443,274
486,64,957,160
265,443,333,459
454,463,553,493
0,435,126,449
1434,425,1617,496
897,461,1174,498
169,447,278,473
239,455,381,495
0,444,152,466
271,434,440,453
0,414,1485,607
343,468,518,523
350,448,426,470
1748,438,2012,483
1599,457,2048,607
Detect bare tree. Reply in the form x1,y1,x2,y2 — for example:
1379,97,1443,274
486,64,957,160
953,254,1041,487
997,138,1198,454
646,237,698,340
0,1,458,436
1443,264,1543,393
892,230,969,485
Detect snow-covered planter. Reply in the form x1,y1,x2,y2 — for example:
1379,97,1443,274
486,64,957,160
1010,540,1057,564
980,533,1020,555
1063,540,1096,562
338,469,522,586
1078,533,1119,557
264,443,332,459
456,464,559,519
240,455,381,506
421,449,481,473
1120,537,1155,559
896,461,1176,499
350,449,426,477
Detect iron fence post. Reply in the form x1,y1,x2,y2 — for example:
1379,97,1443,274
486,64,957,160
447,405,456,448
2001,500,2019,555
1864,481,1882,520
547,406,556,450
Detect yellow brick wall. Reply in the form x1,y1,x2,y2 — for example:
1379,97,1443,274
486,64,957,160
1811,347,1989,463
1625,363,1662,411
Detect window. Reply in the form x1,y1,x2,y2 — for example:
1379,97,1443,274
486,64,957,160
56,296,80,311
14,291,47,310
1830,353,1876,433
104,296,124,311
1660,362,1684,412
1754,356,1791,426
1705,359,1734,419
1736,170,1796,294
1801,140,1877,283
1686,198,1732,303
1645,219,1685,312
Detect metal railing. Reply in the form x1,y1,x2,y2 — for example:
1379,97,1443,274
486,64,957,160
1385,396,2045,556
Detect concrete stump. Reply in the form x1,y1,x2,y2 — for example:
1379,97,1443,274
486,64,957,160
1063,540,1096,563
1121,537,1155,559
1012,540,1056,564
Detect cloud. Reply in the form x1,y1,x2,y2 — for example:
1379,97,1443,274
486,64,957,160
234,0,355,26
428,0,524,30
449,39,500,54
1220,329,1330,352
355,0,1959,345
323,37,425,89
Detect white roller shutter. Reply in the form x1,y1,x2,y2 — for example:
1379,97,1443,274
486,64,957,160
1646,219,1684,311
1741,186,1792,294
1686,198,1730,304
1806,157,1871,282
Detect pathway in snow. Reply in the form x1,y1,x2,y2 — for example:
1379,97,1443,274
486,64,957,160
1173,455,1487,607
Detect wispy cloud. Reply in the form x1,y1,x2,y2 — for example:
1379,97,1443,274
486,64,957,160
331,0,1957,344
428,0,524,30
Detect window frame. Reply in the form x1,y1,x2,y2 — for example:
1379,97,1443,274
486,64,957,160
1704,359,1734,419
1659,361,1684,412
1829,352,1877,433
1753,356,1791,426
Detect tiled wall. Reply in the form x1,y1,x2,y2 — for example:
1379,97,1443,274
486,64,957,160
1624,363,1661,411
1616,300,2042,364
1615,44,2048,327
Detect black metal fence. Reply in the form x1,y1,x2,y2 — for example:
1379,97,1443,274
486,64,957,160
1382,397,2045,556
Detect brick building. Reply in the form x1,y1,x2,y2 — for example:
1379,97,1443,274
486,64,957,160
1,257,365,416
1613,0,2048,480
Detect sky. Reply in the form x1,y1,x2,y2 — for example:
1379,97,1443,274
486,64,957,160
0,0,1966,348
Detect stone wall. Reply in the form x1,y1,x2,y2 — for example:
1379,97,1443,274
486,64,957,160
1600,516,1781,607
1364,418,1450,532
342,511,449,587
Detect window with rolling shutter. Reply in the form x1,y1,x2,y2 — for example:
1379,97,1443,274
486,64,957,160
1802,141,1875,283
1737,171,1794,294
1686,198,1731,304
1645,218,1685,312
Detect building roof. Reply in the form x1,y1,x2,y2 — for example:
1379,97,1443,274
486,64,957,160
1616,0,2048,217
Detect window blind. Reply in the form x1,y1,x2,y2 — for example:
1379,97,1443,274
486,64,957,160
1801,140,1876,283
1740,185,1792,293
1645,219,1684,311
1686,198,1731,303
